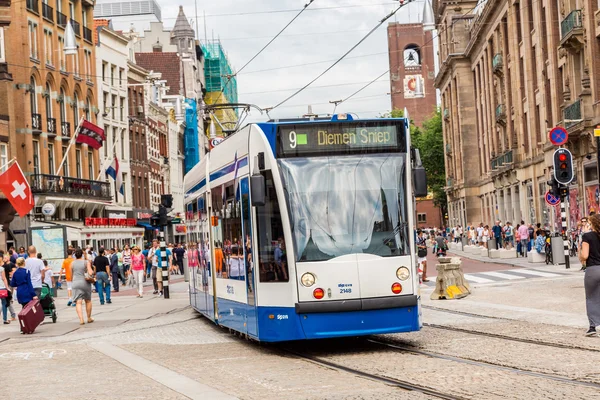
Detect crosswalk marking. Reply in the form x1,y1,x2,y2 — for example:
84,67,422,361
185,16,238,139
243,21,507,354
462,274,495,283
507,269,560,278
480,271,525,280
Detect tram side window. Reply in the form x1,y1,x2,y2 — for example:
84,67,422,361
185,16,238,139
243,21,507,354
257,171,288,282
212,184,245,280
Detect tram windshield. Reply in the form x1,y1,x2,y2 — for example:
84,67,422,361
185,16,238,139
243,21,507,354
278,154,410,262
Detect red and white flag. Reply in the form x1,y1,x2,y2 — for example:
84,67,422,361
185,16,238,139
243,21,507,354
76,120,105,149
0,162,34,217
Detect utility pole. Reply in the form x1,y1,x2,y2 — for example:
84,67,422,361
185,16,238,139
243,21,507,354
153,194,173,299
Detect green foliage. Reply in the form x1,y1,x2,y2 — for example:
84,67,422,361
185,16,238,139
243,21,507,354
380,108,447,215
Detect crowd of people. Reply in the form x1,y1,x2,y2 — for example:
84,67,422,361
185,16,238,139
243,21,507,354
0,241,189,327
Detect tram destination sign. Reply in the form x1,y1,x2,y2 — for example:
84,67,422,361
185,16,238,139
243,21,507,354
277,122,404,157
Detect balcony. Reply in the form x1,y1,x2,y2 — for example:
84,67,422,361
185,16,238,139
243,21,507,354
26,0,38,13
563,99,582,128
492,53,503,75
47,117,56,134
31,113,42,131
446,177,453,188
83,26,92,43
445,143,452,155
491,150,514,172
41,3,53,21
443,108,449,120
560,10,584,51
30,174,112,201
56,11,67,28
61,121,71,137
71,19,80,36
495,104,507,125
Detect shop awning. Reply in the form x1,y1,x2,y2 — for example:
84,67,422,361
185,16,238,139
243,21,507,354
137,222,154,230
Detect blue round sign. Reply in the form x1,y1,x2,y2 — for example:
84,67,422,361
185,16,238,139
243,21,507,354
545,191,560,207
549,127,568,146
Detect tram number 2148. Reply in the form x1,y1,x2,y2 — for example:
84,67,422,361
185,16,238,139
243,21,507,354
339,283,353,294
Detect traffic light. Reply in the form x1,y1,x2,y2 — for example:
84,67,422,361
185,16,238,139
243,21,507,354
553,148,574,185
547,178,560,198
161,194,173,208
159,205,168,226
559,186,569,198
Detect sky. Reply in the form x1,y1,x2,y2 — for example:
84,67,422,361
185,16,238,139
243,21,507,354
154,0,436,122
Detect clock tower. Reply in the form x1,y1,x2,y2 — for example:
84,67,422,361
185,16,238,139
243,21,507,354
387,22,436,128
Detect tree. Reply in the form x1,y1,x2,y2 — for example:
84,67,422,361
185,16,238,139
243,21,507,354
380,108,447,216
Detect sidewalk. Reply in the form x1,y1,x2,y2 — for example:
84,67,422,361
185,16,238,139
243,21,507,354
447,245,582,270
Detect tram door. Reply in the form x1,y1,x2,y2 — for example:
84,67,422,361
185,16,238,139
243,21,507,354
240,177,258,337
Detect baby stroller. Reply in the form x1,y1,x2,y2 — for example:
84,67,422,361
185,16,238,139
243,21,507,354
40,283,58,323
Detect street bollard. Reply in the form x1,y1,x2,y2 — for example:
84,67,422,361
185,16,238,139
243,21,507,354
159,228,170,299
550,235,566,265
183,255,190,282
431,257,471,300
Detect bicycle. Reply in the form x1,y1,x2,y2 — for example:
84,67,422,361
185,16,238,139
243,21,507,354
545,240,553,265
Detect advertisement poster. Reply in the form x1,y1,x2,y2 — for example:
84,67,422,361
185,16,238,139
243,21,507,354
586,185,599,215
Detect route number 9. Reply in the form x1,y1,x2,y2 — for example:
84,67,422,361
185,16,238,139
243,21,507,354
289,131,296,149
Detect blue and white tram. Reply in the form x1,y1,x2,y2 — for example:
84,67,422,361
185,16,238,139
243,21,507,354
183,114,427,342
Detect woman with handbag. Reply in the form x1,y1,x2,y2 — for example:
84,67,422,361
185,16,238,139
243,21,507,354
71,249,95,325
0,262,10,324
579,214,600,337
9,258,38,308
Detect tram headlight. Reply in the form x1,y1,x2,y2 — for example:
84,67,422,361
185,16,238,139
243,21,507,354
301,273,316,287
396,267,410,281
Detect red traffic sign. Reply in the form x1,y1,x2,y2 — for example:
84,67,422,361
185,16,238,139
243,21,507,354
545,191,560,207
549,126,568,146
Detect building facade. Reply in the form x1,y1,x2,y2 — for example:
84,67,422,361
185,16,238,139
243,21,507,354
93,0,162,33
435,0,600,230
387,22,437,127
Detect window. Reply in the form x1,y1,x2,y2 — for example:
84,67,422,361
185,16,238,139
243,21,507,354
111,65,115,86
28,21,38,59
62,145,69,176
103,91,108,115
102,63,107,82
119,68,123,86
73,45,80,76
56,0,61,13
0,143,8,173
68,2,74,18
85,97,91,120
77,208,85,221
83,50,91,79
57,36,65,71
43,29,53,66
120,97,125,121
87,150,93,179
122,173,127,203
515,2,523,43
30,77,38,115
82,8,87,27
59,88,67,124
33,140,40,175
45,83,53,119
48,143,55,174
65,207,73,220
73,93,79,122
417,213,427,223
0,28,4,62
111,94,116,119
75,149,82,178
121,130,124,159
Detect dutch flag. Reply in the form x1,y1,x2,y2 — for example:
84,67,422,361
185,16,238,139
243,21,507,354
106,157,124,196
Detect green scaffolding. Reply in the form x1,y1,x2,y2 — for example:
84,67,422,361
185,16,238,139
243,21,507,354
202,41,238,105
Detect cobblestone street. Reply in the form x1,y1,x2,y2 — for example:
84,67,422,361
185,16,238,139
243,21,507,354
0,260,596,400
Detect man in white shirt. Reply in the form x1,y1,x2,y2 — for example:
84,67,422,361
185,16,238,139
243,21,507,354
25,246,46,297
476,223,484,245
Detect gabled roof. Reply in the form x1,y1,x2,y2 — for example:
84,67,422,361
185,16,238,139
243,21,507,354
135,52,181,96
171,6,195,39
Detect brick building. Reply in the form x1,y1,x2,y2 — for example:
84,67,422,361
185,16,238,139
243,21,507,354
434,0,600,230
416,195,443,229
387,22,437,127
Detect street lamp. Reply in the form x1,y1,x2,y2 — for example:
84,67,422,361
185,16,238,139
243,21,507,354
64,20,77,55
423,0,435,31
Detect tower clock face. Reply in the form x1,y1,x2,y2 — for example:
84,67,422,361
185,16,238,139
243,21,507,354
404,49,420,66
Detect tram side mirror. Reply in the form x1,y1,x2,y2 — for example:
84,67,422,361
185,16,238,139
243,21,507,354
412,148,428,198
251,174,266,206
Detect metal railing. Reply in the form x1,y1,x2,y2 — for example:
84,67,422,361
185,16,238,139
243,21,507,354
30,174,112,200
564,99,582,128
26,0,38,13
445,143,452,154
83,26,92,43
47,117,56,134
32,113,42,130
443,108,449,119
56,11,67,28
446,177,453,187
491,149,514,170
71,19,80,36
492,53,503,72
561,10,582,38
42,3,53,21
61,121,70,137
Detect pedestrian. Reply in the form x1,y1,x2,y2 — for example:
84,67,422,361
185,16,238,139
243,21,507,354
416,230,429,282
60,249,75,306
71,249,94,325
93,248,111,305
8,248,15,264
16,246,28,260
148,240,160,294
10,257,38,307
109,248,120,292
122,245,132,283
149,240,172,296
476,223,484,246
578,214,600,336
25,246,46,297
2,254,16,321
482,225,490,249
42,260,53,289
492,221,502,250
116,247,126,286
142,244,151,281
503,222,514,250
174,243,185,275
518,221,529,257
130,246,145,298
528,224,535,252
0,261,10,324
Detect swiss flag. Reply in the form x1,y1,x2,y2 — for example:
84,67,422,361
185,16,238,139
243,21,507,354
0,163,34,217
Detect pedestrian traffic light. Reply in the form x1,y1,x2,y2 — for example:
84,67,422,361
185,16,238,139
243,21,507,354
547,178,560,198
553,148,574,185
559,186,569,198
159,204,168,226
161,194,173,208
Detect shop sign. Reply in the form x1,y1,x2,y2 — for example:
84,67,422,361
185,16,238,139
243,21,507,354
175,225,187,233
137,212,153,219
42,203,57,216
85,218,137,227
